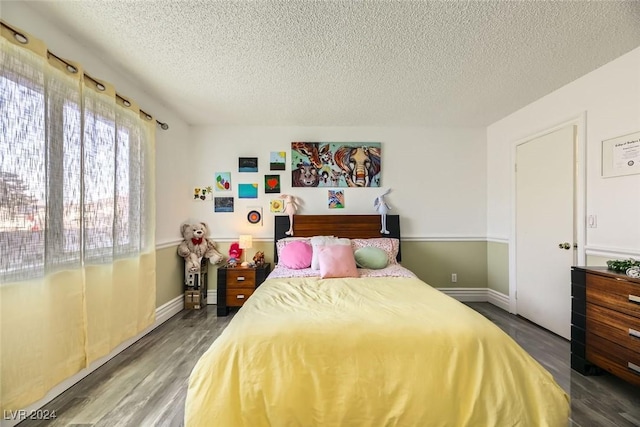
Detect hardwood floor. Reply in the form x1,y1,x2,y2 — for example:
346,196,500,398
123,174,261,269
17,303,640,427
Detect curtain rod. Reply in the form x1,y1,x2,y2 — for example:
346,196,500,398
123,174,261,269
2,21,169,131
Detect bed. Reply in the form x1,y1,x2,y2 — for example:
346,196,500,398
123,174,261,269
185,215,569,426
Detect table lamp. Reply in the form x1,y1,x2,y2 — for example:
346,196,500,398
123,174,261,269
238,234,253,267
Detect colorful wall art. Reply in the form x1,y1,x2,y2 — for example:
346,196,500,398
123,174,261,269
291,142,381,187
270,151,286,170
214,197,234,212
246,207,263,225
270,199,284,213
193,186,213,201
328,190,345,209
239,157,258,172
264,175,281,193
215,172,232,191
238,183,259,198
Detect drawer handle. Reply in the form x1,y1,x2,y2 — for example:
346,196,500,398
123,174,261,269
236,294,245,299
236,276,245,281
629,328,640,339
629,295,640,305
629,362,640,375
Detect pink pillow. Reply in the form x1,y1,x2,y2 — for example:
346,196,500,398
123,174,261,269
279,240,313,269
316,245,359,278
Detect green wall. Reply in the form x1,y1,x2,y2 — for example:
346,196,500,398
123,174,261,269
155,246,184,307
401,241,487,288
487,241,509,294
155,239,495,308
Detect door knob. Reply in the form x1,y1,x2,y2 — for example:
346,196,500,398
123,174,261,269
558,242,571,250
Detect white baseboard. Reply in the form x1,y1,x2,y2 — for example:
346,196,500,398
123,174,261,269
437,287,488,302
156,294,186,322
487,288,510,311
1,295,184,427
437,287,510,312
207,289,217,304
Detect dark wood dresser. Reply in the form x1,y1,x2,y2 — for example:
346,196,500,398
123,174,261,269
571,266,640,386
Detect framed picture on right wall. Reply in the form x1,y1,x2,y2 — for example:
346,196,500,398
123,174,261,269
602,130,640,178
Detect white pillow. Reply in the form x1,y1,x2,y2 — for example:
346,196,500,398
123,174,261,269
310,236,350,270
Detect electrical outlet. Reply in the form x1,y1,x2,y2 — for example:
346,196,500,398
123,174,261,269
451,273,457,283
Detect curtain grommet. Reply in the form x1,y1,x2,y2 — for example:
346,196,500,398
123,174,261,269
14,32,28,44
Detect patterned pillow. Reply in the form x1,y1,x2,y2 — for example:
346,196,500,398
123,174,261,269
350,238,399,264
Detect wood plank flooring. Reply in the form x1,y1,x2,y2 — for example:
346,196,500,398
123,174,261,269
16,303,640,427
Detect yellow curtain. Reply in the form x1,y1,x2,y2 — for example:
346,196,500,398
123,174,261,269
0,22,156,412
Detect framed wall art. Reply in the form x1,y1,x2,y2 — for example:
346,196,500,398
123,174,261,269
214,197,234,212
291,142,381,187
239,157,258,173
602,131,640,178
264,175,281,193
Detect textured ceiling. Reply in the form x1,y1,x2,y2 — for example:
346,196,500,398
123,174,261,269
20,1,640,127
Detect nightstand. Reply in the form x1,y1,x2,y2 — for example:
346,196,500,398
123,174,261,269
217,263,271,316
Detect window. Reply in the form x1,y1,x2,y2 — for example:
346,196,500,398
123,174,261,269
0,47,152,283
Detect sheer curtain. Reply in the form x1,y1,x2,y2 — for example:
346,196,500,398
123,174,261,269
0,24,156,412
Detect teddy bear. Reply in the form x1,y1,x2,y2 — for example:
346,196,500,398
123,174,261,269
177,222,224,272
253,251,265,266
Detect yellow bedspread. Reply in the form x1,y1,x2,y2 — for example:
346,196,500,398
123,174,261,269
185,277,569,427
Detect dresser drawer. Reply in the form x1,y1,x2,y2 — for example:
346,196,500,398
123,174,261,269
586,274,640,318
587,303,640,353
586,332,640,386
227,269,256,288
226,288,254,307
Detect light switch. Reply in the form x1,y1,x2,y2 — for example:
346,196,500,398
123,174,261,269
587,215,597,228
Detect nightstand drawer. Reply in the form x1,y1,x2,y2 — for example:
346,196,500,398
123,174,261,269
587,274,640,318
217,263,270,316
226,288,254,307
587,332,640,386
587,302,640,353
227,269,256,288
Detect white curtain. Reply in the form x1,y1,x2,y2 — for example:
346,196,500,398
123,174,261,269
0,24,156,412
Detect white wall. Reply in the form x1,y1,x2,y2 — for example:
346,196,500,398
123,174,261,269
3,2,190,246
190,126,487,240
487,47,640,257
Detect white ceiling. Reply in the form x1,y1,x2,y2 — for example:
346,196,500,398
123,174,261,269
21,0,640,127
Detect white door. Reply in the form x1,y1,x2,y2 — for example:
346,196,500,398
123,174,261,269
516,125,575,340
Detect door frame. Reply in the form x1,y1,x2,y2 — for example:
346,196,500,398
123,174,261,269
508,112,587,314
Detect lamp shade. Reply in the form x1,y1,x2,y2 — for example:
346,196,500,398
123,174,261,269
238,235,253,250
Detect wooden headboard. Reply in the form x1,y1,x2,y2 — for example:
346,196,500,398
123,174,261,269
274,214,401,263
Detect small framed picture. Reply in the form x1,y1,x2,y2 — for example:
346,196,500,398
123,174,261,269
270,151,286,170
264,175,281,193
328,190,344,209
601,131,640,178
238,183,258,198
214,197,234,212
270,199,284,213
193,186,213,201
214,172,232,191
239,157,258,172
